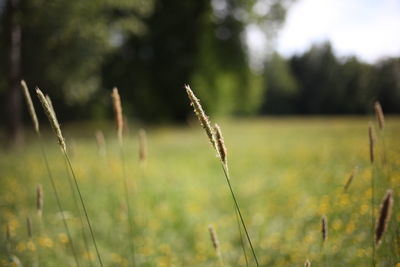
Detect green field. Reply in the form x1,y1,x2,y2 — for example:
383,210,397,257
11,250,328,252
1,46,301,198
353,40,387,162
1,117,399,266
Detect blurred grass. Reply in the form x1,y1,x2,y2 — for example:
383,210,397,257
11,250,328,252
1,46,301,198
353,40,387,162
1,116,400,266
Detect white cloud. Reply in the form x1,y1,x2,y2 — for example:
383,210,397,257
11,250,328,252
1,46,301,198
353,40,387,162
276,0,400,62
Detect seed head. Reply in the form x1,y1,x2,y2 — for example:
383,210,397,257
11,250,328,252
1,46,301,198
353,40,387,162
36,184,43,218
214,124,227,165
374,101,385,130
26,217,32,238
45,95,56,115
208,225,220,252
375,189,394,246
321,215,328,243
111,87,124,144
344,166,358,192
36,88,66,152
6,223,11,242
138,129,148,164
95,130,106,156
304,259,311,267
21,80,39,133
184,84,216,149
368,122,375,164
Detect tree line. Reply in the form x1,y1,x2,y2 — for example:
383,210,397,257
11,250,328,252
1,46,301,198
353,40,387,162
263,42,400,114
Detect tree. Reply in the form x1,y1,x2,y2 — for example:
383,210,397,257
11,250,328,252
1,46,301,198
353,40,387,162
375,58,400,113
103,0,294,121
289,42,344,113
262,52,298,114
0,0,153,143
1,0,23,146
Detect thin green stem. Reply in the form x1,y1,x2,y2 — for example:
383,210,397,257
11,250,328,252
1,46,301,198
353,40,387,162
220,164,259,267
371,166,376,267
120,145,137,266
235,205,249,266
37,135,80,267
63,152,103,267
63,164,94,267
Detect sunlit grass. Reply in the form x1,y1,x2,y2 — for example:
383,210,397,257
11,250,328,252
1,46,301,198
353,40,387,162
1,117,399,266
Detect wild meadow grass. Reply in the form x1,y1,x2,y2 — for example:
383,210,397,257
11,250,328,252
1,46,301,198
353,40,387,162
1,116,400,266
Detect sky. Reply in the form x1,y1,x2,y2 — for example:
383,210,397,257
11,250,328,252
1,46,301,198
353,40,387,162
276,0,400,63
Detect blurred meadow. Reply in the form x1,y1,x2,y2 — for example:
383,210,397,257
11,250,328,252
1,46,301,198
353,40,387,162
1,116,399,266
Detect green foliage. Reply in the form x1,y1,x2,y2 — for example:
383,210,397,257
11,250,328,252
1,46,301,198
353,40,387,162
375,58,400,113
263,42,400,114
263,52,298,113
1,0,153,120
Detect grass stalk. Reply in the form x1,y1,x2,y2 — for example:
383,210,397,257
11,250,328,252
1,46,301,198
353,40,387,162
63,161,94,267
221,164,259,267
208,225,225,267
37,134,80,266
45,93,93,266
35,87,103,266
111,87,136,265
369,121,376,266
119,144,137,266
234,207,249,266
184,85,258,266
63,152,103,267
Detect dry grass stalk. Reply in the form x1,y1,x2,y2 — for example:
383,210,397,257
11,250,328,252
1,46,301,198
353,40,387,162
36,184,43,218
208,224,224,266
21,80,39,133
304,259,311,267
26,217,32,238
36,88,66,152
208,225,220,251
185,84,258,266
138,129,147,164
374,101,385,130
321,215,328,243
111,87,124,144
214,124,227,165
6,223,11,242
95,130,106,156
375,189,394,246
184,85,216,149
344,167,358,192
45,95,55,114
368,122,375,164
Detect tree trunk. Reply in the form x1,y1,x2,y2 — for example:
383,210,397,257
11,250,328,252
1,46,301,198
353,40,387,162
3,0,23,147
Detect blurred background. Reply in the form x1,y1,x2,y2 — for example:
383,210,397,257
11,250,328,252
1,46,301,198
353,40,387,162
0,0,399,145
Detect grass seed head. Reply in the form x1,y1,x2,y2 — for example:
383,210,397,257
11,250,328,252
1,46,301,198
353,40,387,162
138,129,148,163
111,87,124,144
304,259,311,267
36,88,66,152
214,124,227,165
21,80,39,133
344,166,358,192
95,130,106,156
184,84,216,149
321,215,328,243
374,101,385,130
368,122,375,164
375,189,394,246
208,224,220,251
6,223,11,242
45,94,56,116
26,217,32,238
36,184,43,218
